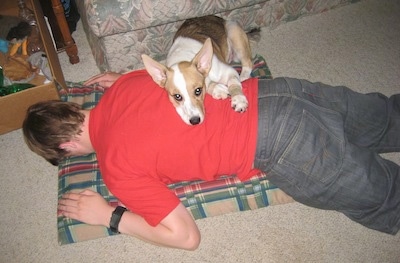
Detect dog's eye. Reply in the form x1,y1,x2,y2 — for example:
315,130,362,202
173,94,183,101
194,87,202,96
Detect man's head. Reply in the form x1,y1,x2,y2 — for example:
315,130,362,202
23,100,85,166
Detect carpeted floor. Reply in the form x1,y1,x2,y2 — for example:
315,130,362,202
1,0,399,262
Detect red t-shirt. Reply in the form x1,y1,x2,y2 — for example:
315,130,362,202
89,70,260,226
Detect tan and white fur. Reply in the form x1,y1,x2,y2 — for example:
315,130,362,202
141,15,253,125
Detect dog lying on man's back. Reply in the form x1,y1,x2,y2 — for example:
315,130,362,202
142,15,253,125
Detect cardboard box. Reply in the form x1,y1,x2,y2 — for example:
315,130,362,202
0,0,67,135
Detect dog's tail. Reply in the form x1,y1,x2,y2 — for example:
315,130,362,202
246,27,261,43
245,27,261,57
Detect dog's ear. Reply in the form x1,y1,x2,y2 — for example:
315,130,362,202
192,38,213,76
141,54,168,87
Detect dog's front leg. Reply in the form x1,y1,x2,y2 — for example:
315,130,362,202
227,77,248,112
206,79,230,99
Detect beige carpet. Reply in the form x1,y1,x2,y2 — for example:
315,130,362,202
1,0,400,262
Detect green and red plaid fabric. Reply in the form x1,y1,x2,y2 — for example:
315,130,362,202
57,55,292,245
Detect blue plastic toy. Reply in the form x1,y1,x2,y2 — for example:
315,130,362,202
0,39,8,53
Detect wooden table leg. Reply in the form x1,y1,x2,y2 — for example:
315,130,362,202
51,0,79,64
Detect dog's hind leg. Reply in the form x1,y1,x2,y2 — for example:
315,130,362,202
225,21,253,81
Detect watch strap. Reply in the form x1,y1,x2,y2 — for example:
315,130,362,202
109,206,127,233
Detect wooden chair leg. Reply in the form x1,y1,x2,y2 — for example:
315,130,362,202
51,0,79,64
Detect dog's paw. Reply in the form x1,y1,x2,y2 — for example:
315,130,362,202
231,94,248,112
211,84,229,99
240,67,252,82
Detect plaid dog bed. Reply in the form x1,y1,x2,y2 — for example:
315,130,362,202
57,54,293,245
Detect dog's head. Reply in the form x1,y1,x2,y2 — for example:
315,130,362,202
142,39,214,125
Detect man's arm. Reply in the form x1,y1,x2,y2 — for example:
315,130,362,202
58,189,200,250
119,202,200,250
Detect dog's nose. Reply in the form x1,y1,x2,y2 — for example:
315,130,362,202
189,116,201,125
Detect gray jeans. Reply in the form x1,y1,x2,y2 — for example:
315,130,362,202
254,77,400,234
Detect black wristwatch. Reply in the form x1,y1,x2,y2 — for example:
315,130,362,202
109,206,127,233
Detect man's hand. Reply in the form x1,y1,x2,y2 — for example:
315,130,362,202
58,189,114,227
83,72,122,88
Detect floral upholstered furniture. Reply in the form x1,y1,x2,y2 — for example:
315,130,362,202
75,0,361,73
